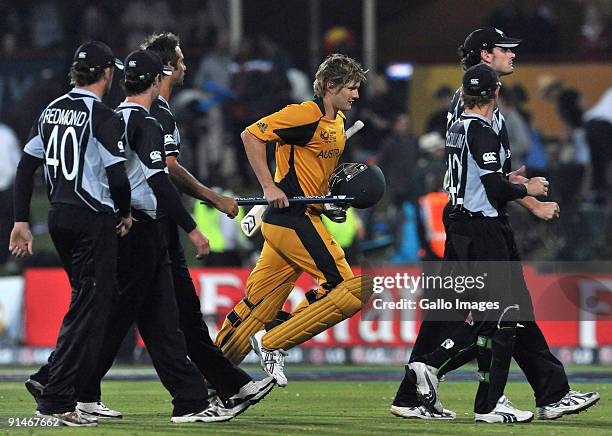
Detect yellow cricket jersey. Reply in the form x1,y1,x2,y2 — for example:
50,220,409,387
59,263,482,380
246,99,347,208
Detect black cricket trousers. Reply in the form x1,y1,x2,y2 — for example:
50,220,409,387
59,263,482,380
37,206,118,414
31,219,250,408
162,217,252,400
394,213,569,410
78,219,208,416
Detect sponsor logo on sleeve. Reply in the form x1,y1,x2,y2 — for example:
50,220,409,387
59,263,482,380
257,122,268,134
164,134,174,145
150,150,163,163
482,152,497,164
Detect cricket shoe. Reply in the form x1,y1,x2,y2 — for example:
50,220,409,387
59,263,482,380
77,401,122,419
206,386,228,411
36,410,97,427
474,395,534,423
408,362,443,413
208,394,225,409
25,378,44,401
536,390,600,420
171,404,235,423
224,377,276,416
250,331,288,387
390,404,456,420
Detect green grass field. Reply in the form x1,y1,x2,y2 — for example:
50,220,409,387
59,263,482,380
0,380,609,435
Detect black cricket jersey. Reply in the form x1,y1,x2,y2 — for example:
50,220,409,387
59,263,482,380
444,87,513,209
115,101,167,220
23,88,126,213
150,96,181,158
446,113,512,217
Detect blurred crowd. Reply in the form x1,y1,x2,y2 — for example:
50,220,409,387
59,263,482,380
1,0,612,272
483,0,611,59
0,1,226,56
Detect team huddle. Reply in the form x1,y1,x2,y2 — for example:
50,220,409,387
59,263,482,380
8,27,600,427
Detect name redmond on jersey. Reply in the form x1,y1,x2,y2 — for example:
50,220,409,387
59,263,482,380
42,108,88,126
445,132,464,148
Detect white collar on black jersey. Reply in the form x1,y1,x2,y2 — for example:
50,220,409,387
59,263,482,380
157,95,169,106
118,100,149,113
460,112,492,126
70,87,101,101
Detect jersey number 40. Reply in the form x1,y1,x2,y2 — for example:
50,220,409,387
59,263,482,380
45,125,79,181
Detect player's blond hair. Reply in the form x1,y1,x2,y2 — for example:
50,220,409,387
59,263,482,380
313,53,368,98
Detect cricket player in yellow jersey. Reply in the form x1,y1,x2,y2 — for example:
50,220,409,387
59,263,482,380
215,54,373,385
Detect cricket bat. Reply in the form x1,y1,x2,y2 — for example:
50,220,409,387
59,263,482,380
240,120,365,237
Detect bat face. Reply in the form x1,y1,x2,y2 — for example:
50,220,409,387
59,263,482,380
240,205,266,237
241,215,257,235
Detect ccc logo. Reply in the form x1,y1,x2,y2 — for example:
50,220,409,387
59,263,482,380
482,152,497,163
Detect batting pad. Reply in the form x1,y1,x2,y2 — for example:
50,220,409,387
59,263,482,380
216,283,293,364
262,275,374,350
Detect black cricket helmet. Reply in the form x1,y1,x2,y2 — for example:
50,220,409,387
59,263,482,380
329,163,386,209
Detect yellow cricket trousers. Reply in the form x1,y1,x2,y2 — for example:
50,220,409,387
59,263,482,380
215,211,353,363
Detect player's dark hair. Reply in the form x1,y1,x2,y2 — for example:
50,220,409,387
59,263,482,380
141,32,180,67
462,93,495,109
313,53,368,98
121,75,159,96
458,45,493,71
69,62,106,86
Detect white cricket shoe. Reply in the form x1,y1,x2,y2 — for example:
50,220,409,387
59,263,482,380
474,395,534,423
36,410,97,427
249,331,288,387
408,362,443,413
536,390,600,420
390,404,456,420
233,377,276,405
77,401,122,419
171,404,234,423
224,377,276,416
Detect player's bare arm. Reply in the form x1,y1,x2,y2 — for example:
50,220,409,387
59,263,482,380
166,155,238,218
241,129,288,208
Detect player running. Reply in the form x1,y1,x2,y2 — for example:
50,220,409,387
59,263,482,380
214,54,377,385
